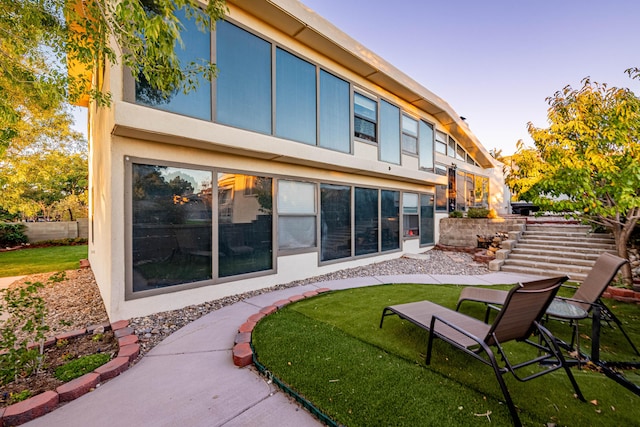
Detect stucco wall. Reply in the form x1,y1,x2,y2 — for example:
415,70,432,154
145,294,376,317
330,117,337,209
438,217,526,247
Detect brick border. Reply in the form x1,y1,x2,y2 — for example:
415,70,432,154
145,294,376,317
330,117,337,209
602,286,640,304
1,320,138,426
232,288,332,367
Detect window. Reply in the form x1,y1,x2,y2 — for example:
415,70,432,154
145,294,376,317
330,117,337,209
218,173,273,277
379,100,400,164
278,180,317,250
355,188,379,255
456,170,466,211
381,190,400,251
136,9,211,120
320,184,352,261
435,131,447,154
435,164,448,212
418,121,434,170
354,93,377,142
456,143,466,161
216,21,271,133
131,164,213,293
420,194,435,245
448,136,457,158
276,48,317,145
402,193,419,237
319,70,350,153
401,115,418,154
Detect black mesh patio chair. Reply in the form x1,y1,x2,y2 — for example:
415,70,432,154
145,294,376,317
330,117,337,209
380,276,585,427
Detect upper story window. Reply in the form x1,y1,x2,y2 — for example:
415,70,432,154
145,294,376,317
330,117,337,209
379,100,401,164
354,93,377,142
448,136,457,158
456,142,466,161
401,115,418,154
216,20,272,134
136,9,211,120
275,48,317,145
320,71,350,153
418,120,434,171
435,131,447,154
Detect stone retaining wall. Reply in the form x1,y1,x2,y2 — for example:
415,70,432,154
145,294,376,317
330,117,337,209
438,217,526,247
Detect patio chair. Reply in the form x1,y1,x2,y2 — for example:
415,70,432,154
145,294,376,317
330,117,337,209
456,252,640,361
380,276,584,427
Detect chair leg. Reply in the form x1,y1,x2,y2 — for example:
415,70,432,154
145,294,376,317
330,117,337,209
600,304,640,356
482,342,522,427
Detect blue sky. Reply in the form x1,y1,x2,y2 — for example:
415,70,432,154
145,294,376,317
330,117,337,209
72,0,640,156
302,0,640,155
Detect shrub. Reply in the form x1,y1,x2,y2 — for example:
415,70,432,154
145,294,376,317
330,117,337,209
449,211,463,218
467,208,490,218
54,353,111,382
0,223,28,247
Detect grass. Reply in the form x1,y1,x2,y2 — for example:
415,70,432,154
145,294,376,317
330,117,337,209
0,245,88,277
252,284,640,426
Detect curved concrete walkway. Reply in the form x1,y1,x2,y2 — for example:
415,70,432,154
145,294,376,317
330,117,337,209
24,272,541,427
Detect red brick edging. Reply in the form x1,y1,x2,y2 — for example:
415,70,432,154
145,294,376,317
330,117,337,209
602,286,640,304
1,320,138,426
232,288,332,367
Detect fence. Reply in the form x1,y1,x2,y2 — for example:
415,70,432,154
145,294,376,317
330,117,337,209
20,219,89,243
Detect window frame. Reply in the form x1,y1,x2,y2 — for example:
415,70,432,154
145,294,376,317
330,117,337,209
401,114,418,155
276,179,318,254
353,91,378,143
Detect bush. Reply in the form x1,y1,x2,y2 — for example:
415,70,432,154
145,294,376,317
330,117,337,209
0,223,28,247
467,208,490,218
54,353,111,382
449,211,463,218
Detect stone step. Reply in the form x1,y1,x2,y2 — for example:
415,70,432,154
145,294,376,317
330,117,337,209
522,230,614,240
510,247,608,259
524,224,591,233
506,253,597,267
518,239,617,251
502,258,593,274
500,264,588,282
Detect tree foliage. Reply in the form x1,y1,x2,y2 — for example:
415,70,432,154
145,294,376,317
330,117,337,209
1,0,227,154
509,77,640,284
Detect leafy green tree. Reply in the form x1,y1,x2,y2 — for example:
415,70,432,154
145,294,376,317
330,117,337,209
1,0,227,154
513,77,640,284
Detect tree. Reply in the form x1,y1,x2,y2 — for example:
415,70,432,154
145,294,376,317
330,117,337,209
512,78,640,284
1,0,227,154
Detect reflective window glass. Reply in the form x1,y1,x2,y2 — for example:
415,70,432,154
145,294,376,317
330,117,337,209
449,136,457,158
276,48,317,145
320,184,351,261
419,120,434,170
435,131,447,154
216,21,272,133
278,180,316,250
381,190,400,251
218,173,273,277
355,188,379,256
136,10,211,120
420,194,435,245
131,164,213,292
403,192,419,237
379,100,400,164
320,70,350,152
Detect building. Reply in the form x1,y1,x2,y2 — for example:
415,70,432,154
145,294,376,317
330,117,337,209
86,0,507,320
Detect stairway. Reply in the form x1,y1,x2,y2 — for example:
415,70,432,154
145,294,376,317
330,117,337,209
498,220,617,282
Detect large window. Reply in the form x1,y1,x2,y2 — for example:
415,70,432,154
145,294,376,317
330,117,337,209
418,121,434,170
435,165,448,212
216,21,271,133
401,115,418,154
354,93,377,142
420,194,435,245
320,184,351,261
379,100,401,164
278,180,316,250
131,164,213,293
320,71,350,152
136,10,211,120
355,188,379,256
276,48,317,145
402,193,419,237
381,190,400,251
218,173,273,277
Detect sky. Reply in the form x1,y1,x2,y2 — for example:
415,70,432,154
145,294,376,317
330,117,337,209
71,0,640,156
301,0,640,155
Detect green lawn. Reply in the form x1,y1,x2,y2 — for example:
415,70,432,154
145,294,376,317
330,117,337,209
253,284,640,427
0,245,88,277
